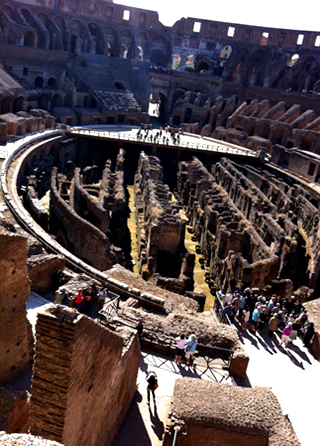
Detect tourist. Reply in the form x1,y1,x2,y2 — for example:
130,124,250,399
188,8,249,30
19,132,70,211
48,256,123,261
225,291,233,304
303,322,315,347
185,334,198,365
241,306,250,330
146,371,158,404
74,289,84,311
268,313,279,337
136,320,144,347
98,287,108,311
232,293,242,319
175,334,187,363
280,322,293,348
250,306,261,332
238,294,247,320
224,302,234,323
257,308,268,334
290,318,301,341
292,299,304,316
84,286,95,316
54,287,66,305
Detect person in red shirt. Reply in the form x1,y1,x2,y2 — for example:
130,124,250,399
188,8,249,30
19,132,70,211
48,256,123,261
75,289,84,311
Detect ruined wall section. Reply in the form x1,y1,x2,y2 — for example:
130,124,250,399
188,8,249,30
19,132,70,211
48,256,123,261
163,379,300,446
73,167,110,234
110,149,130,251
0,230,33,386
50,168,119,270
29,304,140,446
178,158,279,291
134,152,186,280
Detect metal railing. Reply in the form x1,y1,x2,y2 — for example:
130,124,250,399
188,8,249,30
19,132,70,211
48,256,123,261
70,128,256,157
213,295,232,325
98,291,120,322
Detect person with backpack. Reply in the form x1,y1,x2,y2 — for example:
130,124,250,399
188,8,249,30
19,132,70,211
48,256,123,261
146,371,158,404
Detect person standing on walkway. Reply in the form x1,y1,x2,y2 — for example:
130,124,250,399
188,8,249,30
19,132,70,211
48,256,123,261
75,289,84,311
280,322,293,348
146,371,158,404
268,314,279,337
136,319,144,347
175,334,187,363
185,334,198,365
303,322,315,347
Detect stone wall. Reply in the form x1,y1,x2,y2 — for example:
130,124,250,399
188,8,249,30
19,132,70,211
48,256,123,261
134,152,187,282
73,167,109,234
50,168,120,270
177,156,320,295
0,387,29,434
29,304,140,446
0,230,33,386
27,254,65,294
163,379,300,446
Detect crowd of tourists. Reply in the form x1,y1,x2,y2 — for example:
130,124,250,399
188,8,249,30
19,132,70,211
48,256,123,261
218,288,315,348
136,126,182,146
55,285,109,316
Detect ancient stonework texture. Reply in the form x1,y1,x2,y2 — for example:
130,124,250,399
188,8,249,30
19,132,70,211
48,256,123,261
0,433,63,446
27,254,65,294
29,304,140,446
0,387,29,434
0,231,33,386
163,379,300,446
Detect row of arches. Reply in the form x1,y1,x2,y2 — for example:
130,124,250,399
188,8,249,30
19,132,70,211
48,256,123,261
225,47,320,92
0,5,170,65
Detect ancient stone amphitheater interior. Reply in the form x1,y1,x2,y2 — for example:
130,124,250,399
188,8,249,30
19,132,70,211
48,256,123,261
1,1,320,445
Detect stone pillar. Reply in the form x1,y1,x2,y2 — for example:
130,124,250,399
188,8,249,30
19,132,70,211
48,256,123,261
0,230,33,386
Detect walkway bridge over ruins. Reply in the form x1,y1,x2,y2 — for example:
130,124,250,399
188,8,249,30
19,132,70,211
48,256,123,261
69,125,257,159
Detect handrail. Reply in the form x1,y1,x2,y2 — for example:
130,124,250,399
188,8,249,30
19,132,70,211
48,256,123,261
69,128,256,157
213,295,232,325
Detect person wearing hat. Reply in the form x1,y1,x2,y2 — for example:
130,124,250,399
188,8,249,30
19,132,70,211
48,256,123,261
185,334,198,365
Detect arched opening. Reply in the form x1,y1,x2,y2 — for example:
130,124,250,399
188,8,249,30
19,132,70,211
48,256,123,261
137,46,143,61
150,49,167,67
23,31,35,47
48,77,58,89
64,95,73,107
3,5,14,18
1,98,12,113
38,94,49,110
51,93,62,108
13,97,24,113
35,76,44,88
21,9,33,24
120,44,128,59
197,61,209,73
115,81,126,90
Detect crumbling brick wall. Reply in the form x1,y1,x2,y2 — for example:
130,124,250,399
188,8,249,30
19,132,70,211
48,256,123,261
29,304,140,446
